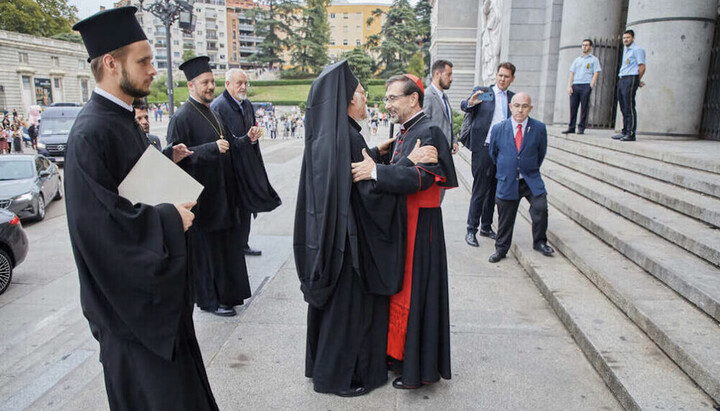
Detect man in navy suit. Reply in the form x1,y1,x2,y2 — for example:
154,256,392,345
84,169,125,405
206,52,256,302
460,62,516,247
488,92,554,263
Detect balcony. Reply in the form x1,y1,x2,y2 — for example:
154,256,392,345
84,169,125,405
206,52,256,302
206,22,218,31
205,10,217,19
238,23,253,31
239,46,256,53
238,34,263,42
206,33,218,40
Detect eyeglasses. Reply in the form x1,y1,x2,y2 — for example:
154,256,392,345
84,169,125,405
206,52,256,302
511,103,532,110
382,94,408,104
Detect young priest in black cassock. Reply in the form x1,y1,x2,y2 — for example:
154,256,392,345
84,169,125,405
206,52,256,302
165,56,262,317
295,61,414,397
351,74,457,390
65,7,218,410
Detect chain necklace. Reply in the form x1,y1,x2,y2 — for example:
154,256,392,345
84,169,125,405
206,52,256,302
189,98,224,140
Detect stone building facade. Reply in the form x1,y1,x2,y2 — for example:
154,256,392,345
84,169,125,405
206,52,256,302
0,30,96,115
430,0,720,139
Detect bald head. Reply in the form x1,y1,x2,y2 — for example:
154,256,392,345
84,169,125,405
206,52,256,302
509,92,533,123
225,68,249,101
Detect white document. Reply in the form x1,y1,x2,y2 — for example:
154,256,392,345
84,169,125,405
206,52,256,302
119,146,204,206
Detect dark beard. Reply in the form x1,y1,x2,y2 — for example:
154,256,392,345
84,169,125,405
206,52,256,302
119,68,150,98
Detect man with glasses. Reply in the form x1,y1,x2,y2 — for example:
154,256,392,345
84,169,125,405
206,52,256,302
488,92,554,263
562,39,601,135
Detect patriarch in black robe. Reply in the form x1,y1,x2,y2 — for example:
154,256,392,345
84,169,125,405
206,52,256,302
65,7,218,410
164,56,262,317
294,61,407,396
352,74,458,390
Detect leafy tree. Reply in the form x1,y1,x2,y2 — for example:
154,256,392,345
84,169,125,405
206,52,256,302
182,49,196,61
0,0,78,37
250,0,301,70
372,0,419,77
414,0,432,68
290,0,330,74
342,47,373,88
405,51,426,78
51,32,82,43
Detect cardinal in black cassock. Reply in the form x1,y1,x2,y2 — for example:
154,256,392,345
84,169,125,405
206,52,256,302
352,74,457,390
65,7,218,410
294,61,406,397
165,56,251,317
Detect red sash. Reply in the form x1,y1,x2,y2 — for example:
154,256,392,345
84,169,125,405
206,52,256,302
387,183,442,360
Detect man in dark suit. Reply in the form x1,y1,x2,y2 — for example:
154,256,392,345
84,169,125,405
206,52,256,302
133,102,162,150
210,69,262,256
488,92,554,263
460,62,516,246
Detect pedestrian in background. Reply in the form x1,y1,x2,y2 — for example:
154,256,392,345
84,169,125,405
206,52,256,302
612,29,646,142
562,39,601,135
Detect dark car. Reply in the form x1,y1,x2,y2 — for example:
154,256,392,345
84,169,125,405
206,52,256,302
0,154,63,221
0,208,28,295
36,105,82,164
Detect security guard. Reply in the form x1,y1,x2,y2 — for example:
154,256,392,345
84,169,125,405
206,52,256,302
613,29,646,142
562,39,601,135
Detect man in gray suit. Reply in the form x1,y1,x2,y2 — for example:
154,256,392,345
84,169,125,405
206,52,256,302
423,60,458,154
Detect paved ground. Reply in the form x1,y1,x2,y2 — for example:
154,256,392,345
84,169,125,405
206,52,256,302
0,121,621,410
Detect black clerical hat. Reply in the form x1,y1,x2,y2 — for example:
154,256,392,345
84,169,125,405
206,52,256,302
179,56,212,81
72,6,147,63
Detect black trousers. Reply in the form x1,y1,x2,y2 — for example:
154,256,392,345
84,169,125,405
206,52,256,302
239,209,251,249
568,83,592,131
466,145,497,234
494,179,548,255
617,75,639,137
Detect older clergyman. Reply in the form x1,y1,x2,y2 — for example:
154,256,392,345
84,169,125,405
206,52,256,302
489,92,554,263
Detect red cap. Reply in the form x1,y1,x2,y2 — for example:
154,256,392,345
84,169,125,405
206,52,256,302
403,74,424,94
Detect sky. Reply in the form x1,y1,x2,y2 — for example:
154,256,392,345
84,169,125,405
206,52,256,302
69,0,408,20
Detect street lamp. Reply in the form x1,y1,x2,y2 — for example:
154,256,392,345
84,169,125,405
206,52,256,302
138,0,196,116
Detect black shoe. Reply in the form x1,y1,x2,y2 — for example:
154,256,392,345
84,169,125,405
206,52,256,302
479,228,497,240
533,243,555,256
465,232,479,247
619,135,636,142
202,306,237,317
577,130,585,135
561,129,574,134
335,386,368,397
392,377,421,390
243,246,262,256
488,252,506,263
611,133,626,140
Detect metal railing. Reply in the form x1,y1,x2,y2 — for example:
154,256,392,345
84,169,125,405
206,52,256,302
701,16,720,140
585,36,622,129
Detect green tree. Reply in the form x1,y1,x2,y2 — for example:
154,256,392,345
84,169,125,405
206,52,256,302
372,0,419,77
342,47,374,88
405,51,426,78
250,0,301,69
0,0,78,37
414,0,432,68
50,32,82,43
290,0,330,73
182,49,196,61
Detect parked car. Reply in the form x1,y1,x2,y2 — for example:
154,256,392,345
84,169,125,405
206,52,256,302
36,105,82,164
0,154,62,221
0,208,28,295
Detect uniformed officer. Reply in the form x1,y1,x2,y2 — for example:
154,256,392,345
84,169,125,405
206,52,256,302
613,29,646,142
562,39,601,135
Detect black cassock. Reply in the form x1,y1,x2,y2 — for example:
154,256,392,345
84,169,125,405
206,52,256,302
376,112,457,388
65,92,218,410
295,61,405,394
165,98,250,311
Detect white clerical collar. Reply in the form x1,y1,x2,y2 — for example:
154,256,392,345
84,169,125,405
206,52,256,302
400,111,424,130
94,87,133,112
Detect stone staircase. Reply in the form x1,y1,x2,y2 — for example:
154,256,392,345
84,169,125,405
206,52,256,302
456,131,720,409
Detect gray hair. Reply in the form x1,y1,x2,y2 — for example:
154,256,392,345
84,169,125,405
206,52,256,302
225,68,248,83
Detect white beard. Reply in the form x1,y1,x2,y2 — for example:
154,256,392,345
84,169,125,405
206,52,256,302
235,93,247,101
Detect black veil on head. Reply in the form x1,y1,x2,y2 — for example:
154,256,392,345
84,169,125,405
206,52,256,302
293,60,359,308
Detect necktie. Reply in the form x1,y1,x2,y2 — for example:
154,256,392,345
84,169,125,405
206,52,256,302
501,91,507,118
515,124,523,151
442,93,451,120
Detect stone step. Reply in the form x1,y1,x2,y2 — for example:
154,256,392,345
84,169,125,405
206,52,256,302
543,159,720,267
509,210,716,409
546,147,720,228
547,135,720,198
545,178,720,323
549,131,720,175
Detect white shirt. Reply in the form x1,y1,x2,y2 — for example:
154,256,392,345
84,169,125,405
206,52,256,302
485,85,508,144
94,87,133,112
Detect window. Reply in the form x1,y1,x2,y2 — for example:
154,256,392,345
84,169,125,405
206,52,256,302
356,39,361,46
51,56,61,67
197,42,203,47
330,13,335,18
343,13,348,19
330,40,335,46
343,25,348,32
343,39,348,46
78,59,86,70
80,79,89,103
53,78,61,88
173,40,179,45
233,31,236,39
19,52,29,64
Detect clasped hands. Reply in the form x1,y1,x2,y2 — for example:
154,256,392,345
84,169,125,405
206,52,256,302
351,139,439,182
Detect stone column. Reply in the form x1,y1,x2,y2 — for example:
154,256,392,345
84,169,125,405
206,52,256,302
553,0,624,127
624,0,717,137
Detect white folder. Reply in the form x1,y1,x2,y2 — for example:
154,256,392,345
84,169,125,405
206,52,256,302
119,146,204,206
